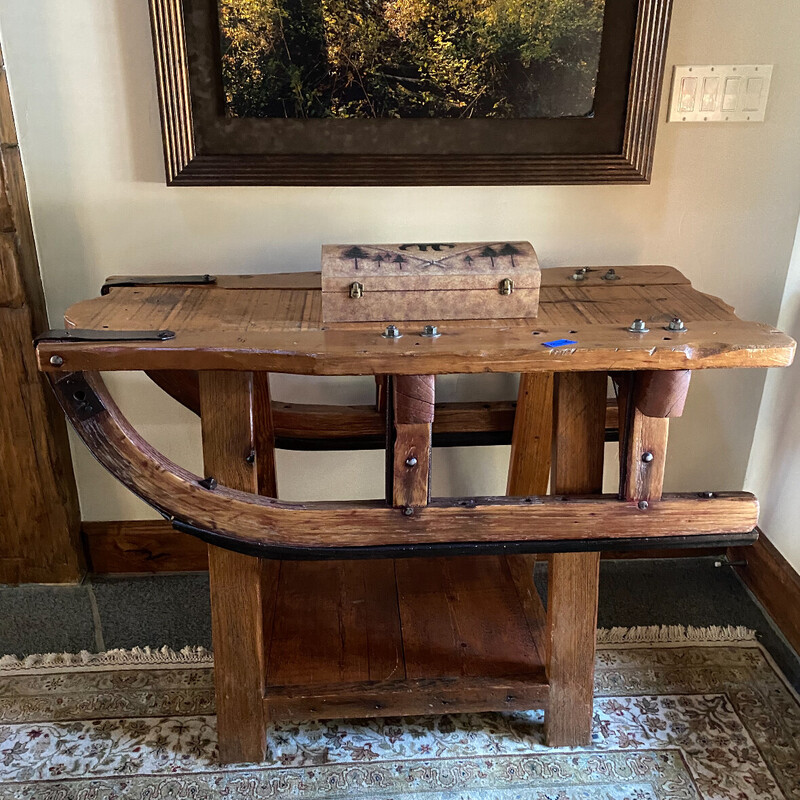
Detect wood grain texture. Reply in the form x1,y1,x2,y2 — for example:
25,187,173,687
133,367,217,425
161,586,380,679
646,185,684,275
199,371,269,764
395,557,545,680
265,560,403,688
505,371,554,668
81,518,725,574
729,531,800,657
0,312,83,583
0,40,83,583
54,371,759,552
82,519,209,573
142,371,618,448
634,369,691,417
265,674,548,722
545,550,600,747
253,372,278,497
391,375,434,507
617,372,670,504
150,0,671,186
546,371,606,747
507,373,553,496
47,267,795,375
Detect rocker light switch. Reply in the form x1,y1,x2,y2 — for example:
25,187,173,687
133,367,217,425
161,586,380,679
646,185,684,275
668,65,772,122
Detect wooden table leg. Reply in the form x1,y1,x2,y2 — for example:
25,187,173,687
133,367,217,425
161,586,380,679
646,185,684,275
545,372,606,747
199,371,277,764
506,373,554,660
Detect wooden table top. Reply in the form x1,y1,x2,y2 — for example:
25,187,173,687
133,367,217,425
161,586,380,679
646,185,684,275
38,266,795,375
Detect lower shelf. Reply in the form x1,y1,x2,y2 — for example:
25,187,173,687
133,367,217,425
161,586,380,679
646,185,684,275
263,555,549,721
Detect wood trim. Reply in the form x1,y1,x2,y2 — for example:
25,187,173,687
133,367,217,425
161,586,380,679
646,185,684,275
728,531,800,656
82,519,727,574
149,0,672,185
0,42,84,584
265,673,548,723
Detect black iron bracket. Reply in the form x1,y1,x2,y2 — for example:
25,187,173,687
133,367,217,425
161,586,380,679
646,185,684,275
53,372,104,421
36,328,176,344
100,274,216,295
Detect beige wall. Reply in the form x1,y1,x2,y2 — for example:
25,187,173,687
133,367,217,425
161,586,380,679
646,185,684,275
1,1,799,525
746,219,800,572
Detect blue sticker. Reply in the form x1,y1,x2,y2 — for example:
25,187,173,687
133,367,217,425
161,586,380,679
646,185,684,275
542,338,577,348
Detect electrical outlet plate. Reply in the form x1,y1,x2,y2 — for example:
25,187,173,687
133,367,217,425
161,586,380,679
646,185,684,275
668,65,772,122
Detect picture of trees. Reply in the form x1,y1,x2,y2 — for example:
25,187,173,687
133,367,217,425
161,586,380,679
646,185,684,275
218,0,605,119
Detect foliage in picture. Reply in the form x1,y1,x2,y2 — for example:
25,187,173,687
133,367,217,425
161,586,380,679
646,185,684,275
218,0,605,119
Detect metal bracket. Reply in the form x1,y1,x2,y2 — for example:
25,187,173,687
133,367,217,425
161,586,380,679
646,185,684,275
53,373,104,420
36,328,176,343
100,274,216,295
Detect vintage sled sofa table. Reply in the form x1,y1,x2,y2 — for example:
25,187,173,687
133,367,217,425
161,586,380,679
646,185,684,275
35,265,794,763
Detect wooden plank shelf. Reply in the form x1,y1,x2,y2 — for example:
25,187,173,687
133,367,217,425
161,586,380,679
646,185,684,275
262,556,548,722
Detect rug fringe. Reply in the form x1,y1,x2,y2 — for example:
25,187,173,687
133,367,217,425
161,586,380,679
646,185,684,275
0,626,758,672
596,624,757,644
0,645,214,672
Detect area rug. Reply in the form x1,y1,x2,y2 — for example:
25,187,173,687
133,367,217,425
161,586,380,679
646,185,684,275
0,626,798,799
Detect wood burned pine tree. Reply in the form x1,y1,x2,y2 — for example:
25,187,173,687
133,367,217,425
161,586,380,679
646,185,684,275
343,246,369,270
499,243,522,268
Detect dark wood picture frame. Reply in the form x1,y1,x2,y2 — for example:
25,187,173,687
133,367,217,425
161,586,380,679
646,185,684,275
149,0,672,186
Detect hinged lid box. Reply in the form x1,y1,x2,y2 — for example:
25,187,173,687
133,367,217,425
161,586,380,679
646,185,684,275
321,241,540,323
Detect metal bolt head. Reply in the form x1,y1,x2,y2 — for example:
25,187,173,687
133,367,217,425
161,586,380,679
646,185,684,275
199,476,218,490
637,500,649,510
405,456,418,467
699,491,715,498
667,317,687,332
382,324,402,339
421,325,440,338
569,268,587,281
49,354,64,367
641,451,654,463
628,318,650,333
245,451,256,465
601,268,620,281
402,506,414,516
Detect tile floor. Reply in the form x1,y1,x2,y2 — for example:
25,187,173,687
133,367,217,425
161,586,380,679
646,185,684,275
1,557,799,690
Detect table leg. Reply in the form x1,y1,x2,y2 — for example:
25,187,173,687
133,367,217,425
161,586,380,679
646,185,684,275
506,373,553,660
199,371,275,764
545,372,606,747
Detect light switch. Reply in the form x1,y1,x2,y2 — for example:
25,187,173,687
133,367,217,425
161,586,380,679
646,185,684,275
700,77,719,112
679,77,697,111
722,77,741,112
668,65,772,122
743,77,764,111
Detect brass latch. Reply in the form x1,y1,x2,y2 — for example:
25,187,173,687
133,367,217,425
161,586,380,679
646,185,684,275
349,281,364,299
498,278,514,296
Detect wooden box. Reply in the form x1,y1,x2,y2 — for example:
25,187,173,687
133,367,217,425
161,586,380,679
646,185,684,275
321,241,540,323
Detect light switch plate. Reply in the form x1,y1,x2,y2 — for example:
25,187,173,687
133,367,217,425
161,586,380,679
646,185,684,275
668,65,772,122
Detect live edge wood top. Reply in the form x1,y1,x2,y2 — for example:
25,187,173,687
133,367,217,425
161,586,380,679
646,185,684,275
40,266,795,375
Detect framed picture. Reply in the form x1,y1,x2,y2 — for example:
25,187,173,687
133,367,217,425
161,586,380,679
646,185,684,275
149,0,672,185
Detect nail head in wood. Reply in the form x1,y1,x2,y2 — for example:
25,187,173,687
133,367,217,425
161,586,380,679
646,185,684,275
49,355,64,366
641,452,654,463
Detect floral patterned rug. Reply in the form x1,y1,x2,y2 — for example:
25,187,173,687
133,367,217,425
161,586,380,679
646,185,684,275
0,626,798,800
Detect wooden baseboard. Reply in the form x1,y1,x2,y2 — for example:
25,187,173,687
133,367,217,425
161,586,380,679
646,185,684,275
82,519,724,575
729,532,800,656
83,520,208,573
